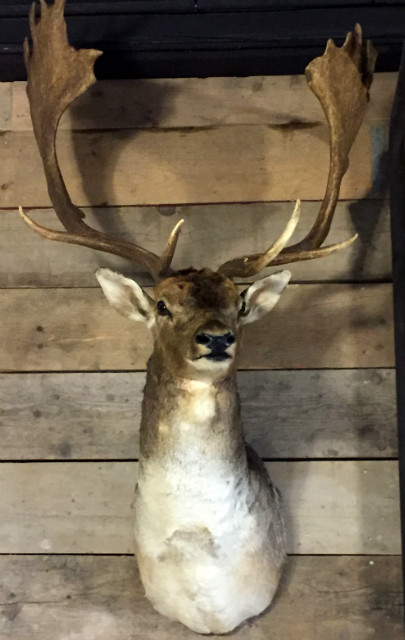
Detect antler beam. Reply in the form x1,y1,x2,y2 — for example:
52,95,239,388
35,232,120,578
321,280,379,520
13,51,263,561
20,0,183,281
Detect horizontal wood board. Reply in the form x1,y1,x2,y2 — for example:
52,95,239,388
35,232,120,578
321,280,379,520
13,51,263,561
0,555,402,639
0,284,393,372
0,124,379,207
1,200,391,287
0,82,11,132
0,460,399,554
0,369,396,460
8,74,396,132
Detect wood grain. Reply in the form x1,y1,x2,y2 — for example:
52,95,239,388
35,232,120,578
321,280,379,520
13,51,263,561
10,73,396,131
0,555,402,639
0,284,393,372
0,369,396,460
0,200,391,287
0,461,399,554
0,124,375,207
0,82,11,131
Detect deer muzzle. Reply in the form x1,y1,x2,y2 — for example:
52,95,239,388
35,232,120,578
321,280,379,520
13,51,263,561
194,323,236,361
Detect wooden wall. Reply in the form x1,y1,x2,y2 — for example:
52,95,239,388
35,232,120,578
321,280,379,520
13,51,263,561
0,73,403,638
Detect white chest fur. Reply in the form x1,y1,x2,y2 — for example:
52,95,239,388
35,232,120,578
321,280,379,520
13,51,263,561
133,378,284,634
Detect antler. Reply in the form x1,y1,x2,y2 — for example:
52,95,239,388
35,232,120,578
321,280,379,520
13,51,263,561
19,0,183,281
20,6,376,282
218,24,377,278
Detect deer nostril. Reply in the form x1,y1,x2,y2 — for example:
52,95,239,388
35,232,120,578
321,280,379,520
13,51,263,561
225,333,235,346
195,332,235,348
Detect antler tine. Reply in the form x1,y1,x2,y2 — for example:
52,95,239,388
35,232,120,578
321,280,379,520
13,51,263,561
218,200,301,278
20,0,182,281
219,24,376,279
159,219,185,277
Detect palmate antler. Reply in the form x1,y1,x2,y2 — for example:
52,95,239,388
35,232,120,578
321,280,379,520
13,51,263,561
20,0,184,281
20,1,376,281
218,24,377,277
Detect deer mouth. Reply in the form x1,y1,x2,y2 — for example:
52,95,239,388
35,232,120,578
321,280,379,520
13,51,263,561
204,353,232,362
196,352,232,362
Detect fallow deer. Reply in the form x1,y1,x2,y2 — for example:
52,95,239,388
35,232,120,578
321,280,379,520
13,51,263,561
20,0,376,634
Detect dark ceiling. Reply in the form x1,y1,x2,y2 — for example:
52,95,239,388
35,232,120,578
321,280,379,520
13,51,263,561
0,1,404,80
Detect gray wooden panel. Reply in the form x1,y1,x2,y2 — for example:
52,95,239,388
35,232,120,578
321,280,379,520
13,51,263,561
0,125,374,207
0,82,11,131
0,461,399,554
11,73,395,131
0,370,396,460
0,284,394,371
0,555,402,639
0,200,391,287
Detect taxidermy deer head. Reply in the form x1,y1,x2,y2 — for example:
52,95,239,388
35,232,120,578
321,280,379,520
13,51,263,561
20,0,376,634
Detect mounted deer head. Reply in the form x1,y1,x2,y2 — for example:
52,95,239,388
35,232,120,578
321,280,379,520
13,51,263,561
96,265,292,382
20,0,376,634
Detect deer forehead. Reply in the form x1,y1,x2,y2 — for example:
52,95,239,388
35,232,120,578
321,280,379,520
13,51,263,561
154,269,240,312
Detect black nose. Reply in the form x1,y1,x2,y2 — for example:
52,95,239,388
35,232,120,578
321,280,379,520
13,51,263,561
195,332,235,350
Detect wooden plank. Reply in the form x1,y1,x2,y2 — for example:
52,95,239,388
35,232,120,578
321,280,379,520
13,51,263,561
0,125,376,207
0,200,391,287
389,44,405,597
0,461,399,554
0,284,394,372
0,370,396,460
0,82,11,131
0,555,402,639
10,74,396,131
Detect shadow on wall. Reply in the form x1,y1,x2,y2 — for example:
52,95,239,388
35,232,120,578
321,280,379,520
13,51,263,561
69,79,179,279
348,123,389,282
67,77,271,280
240,124,391,555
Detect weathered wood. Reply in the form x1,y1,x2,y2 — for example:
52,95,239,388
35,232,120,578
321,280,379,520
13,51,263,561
0,82,11,131
0,124,376,207
0,461,399,554
10,74,395,131
389,44,405,599
0,200,391,287
0,370,396,460
0,555,402,639
0,284,393,372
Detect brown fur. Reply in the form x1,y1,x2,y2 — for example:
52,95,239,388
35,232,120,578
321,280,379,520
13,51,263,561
151,269,242,381
140,356,245,465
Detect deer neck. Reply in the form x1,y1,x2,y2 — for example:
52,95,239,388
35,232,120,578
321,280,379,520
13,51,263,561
139,352,245,470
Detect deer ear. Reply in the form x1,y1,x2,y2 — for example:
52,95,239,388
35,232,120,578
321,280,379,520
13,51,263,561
95,268,155,326
240,270,291,325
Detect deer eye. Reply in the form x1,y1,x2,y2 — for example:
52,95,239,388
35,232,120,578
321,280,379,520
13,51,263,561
157,300,172,317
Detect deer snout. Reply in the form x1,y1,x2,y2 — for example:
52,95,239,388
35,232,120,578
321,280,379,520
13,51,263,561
194,330,236,361
195,332,235,349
